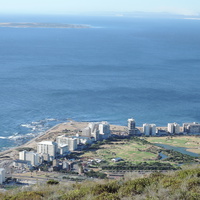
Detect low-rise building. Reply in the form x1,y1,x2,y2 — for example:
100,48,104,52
13,160,32,169
58,144,69,155
111,157,123,162
73,135,94,145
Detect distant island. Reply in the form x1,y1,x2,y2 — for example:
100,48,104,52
0,22,91,29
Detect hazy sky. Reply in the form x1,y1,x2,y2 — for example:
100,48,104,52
1,0,200,16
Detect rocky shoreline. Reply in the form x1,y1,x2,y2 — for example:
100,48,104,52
0,121,126,160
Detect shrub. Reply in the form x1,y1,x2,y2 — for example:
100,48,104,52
5,191,44,200
94,192,120,200
160,177,182,189
47,179,59,185
61,186,90,200
176,168,200,179
186,177,200,190
119,178,150,197
91,181,120,195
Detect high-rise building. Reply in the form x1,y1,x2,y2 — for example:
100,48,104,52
68,138,77,151
143,124,157,136
56,135,77,151
19,150,41,166
128,118,136,135
37,141,58,159
99,121,111,139
143,123,150,136
183,122,200,133
86,121,111,140
82,127,91,137
168,123,174,134
0,168,5,184
88,122,100,141
151,124,157,136
168,123,180,134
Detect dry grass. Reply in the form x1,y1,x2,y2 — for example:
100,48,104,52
1,165,200,200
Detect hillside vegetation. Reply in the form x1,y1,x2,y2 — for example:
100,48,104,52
1,165,200,200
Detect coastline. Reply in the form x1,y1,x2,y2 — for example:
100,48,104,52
0,122,170,159
0,121,127,160
0,123,60,159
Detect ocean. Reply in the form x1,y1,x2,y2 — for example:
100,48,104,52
0,15,200,151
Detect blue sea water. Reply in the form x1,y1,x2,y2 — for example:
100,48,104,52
0,15,200,150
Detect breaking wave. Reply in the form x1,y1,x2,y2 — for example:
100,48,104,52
0,118,64,148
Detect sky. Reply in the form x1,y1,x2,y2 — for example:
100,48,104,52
0,0,200,16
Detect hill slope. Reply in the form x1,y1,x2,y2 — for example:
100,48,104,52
1,165,200,200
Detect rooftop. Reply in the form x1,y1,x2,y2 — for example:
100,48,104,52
38,141,57,145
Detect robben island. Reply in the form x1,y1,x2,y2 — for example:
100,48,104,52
0,117,200,185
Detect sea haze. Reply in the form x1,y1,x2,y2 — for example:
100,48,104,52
0,15,200,150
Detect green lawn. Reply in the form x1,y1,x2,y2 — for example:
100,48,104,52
146,136,200,154
81,140,158,164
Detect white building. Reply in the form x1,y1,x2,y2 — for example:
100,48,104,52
58,144,69,155
168,123,180,134
73,135,93,145
0,168,5,184
168,123,174,134
56,135,77,151
143,123,150,136
37,141,58,160
183,122,200,133
13,160,32,169
88,122,100,141
151,124,157,136
128,118,136,135
86,121,111,140
143,124,157,136
68,138,77,151
82,127,92,137
111,157,123,162
19,150,41,166
99,121,111,139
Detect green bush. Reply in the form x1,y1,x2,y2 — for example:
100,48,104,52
91,181,120,195
47,179,59,185
161,176,182,189
186,177,200,190
94,192,120,200
119,178,150,197
4,191,44,200
176,168,200,179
